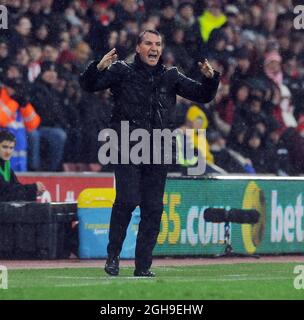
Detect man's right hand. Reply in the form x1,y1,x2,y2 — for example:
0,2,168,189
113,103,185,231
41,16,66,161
36,181,46,196
97,48,118,71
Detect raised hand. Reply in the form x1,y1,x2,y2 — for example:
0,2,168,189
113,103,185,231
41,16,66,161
198,59,214,78
97,48,118,71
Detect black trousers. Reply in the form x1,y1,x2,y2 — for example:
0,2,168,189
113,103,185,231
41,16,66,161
107,163,168,271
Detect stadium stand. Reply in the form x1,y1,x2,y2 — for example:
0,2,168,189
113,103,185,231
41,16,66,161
0,0,303,174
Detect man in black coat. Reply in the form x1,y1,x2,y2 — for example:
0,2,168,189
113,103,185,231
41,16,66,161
79,30,220,277
0,130,45,202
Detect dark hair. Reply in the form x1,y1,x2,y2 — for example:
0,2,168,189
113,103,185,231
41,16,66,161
16,15,31,25
245,128,262,143
137,30,161,45
0,130,16,144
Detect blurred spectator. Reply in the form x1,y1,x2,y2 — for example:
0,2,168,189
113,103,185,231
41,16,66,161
198,0,227,44
27,62,67,171
143,0,162,14
227,122,248,155
32,21,51,46
11,16,32,52
27,44,42,82
145,12,161,31
176,2,202,60
0,40,10,80
216,81,250,137
73,41,92,72
279,84,297,129
62,80,83,169
242,129,272,174
263,50,283,86
208,130,252,173
281,128,304,174
27,0,42,29
207,27,230,61
178,105,214,169
78,90,113,171
244,2,262,33
42,43,59,62
115,0,143,28
265,119,293,175
282,53,304,118
167,27,193,75
15,48,30,72
99,30,119,58
230,48,252,87
224,4,240,27
159,1,177,44
39,0,62,44
1,65,40,172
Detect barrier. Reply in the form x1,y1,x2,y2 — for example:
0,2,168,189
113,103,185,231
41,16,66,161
17,172,114,202
77,188,140,259
0,202,77,259
154,176,304,256
7,173,304,258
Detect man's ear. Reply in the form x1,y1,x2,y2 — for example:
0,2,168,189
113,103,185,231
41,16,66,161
135,45,140,54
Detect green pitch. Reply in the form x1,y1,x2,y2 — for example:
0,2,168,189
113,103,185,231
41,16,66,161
0,263,303,300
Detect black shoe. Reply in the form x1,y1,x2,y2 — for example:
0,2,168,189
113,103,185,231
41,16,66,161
104,256,119,276
133,269,155,277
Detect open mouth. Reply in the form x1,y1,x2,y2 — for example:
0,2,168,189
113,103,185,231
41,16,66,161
148,53,158,60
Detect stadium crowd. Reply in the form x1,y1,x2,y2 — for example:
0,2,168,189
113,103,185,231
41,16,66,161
0,0,304,175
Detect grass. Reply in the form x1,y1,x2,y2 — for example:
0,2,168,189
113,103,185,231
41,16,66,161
0,263,303,300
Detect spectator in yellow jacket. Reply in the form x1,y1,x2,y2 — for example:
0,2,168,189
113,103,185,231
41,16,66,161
178,104,214,167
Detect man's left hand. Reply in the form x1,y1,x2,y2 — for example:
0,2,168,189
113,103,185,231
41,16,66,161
198,59,214,78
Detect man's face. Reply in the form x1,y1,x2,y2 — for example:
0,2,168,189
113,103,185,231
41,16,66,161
0,141,15,161
43,45,59,62
136,32,162,66
238,57,250,71
248,136,261,149
75,44,91,63
16,17,32,36
0,43,8,58
180,5,194,20
7,65,21,79
41,70,58,85
267,60,281,73
193,118,203,129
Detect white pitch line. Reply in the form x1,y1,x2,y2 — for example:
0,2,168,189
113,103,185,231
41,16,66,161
47,276,101,280
6,275,295,289
49,276,295,288
7,274,295,290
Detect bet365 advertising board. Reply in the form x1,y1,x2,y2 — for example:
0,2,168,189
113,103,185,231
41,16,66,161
154,177,304,256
